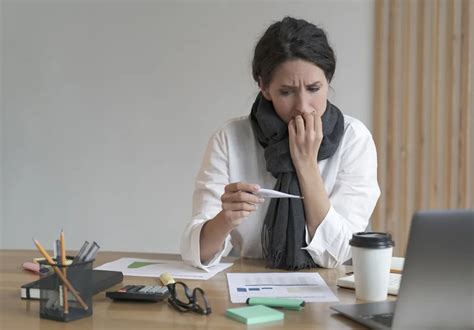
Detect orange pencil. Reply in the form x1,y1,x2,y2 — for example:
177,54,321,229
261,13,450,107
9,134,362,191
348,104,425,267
60,230,69,313
33,238,88,310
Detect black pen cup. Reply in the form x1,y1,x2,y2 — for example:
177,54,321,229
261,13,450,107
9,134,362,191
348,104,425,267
39,260,94,322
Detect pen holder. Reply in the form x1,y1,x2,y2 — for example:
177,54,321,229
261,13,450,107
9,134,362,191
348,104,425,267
37,256,75,272
39,260,93,322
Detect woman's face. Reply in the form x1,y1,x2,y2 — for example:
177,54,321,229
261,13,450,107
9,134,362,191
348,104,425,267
260,59,329,123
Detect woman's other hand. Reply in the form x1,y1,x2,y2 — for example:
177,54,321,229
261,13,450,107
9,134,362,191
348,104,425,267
288,111,323,170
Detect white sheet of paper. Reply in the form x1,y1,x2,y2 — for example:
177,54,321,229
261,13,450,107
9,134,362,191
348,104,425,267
255,188,303,199
391,257,405,272
337,273,401,296
94,258,232,280
226,272,339,303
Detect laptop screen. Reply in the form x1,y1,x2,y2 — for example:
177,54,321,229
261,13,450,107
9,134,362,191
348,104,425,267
393,209,474,329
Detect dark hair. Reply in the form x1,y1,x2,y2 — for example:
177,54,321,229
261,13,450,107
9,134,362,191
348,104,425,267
252,16,336,87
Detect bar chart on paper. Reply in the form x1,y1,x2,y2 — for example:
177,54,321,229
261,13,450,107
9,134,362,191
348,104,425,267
226,273,339,303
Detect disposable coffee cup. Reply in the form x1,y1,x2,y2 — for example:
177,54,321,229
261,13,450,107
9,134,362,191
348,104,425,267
349,232,394,301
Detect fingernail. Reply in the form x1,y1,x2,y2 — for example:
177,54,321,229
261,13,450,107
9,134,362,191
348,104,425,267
254,184,261,190
259,198,265,203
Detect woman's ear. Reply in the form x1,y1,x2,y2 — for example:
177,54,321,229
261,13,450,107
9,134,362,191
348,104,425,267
258,77,272,101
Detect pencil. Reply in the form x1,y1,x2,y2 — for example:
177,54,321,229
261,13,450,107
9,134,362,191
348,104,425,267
60,230,69,313
33,238,88,311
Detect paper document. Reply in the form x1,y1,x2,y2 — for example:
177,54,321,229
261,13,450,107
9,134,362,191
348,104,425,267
390,257,405,272
255,188,303,199
337,273,401,296
227,272,339,303
94,258,232,280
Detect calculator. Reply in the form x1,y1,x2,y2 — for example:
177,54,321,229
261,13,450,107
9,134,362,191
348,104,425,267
106,285,169,302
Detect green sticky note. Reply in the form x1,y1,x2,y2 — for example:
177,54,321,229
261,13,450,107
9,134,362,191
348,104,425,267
225,305,284,325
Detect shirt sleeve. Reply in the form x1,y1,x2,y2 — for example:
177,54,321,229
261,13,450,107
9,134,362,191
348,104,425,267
302,122,381,268
180,128,231,270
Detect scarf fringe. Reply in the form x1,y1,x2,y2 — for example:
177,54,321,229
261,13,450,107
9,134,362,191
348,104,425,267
264,251,317,270
262,215,318,270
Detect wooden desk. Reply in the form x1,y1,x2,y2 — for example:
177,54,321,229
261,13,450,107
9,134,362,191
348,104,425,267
0,250,379,329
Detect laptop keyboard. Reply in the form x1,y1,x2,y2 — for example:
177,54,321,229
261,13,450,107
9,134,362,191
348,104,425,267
361,313,394,327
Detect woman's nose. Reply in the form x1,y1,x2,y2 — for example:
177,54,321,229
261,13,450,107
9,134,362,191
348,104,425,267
294,93,311,114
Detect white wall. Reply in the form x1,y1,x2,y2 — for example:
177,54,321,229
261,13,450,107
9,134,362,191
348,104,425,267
1,0,374,253
0,2,3,249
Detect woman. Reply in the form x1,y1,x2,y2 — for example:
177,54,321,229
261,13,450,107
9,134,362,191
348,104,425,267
181,17,380,270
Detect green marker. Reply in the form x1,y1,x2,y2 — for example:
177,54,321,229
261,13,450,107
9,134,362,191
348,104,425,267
246,297,305,311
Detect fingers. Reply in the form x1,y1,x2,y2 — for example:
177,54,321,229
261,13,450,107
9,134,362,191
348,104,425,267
289,118,297,140
220,182,265,228
302,111,315,134
222,201,257,212
288,111,323,168
225,182,260,193
291,112,317,130
294,115,305,139
314,114,323,140
289,112,318,141
223,183,262,204
222,190,263,204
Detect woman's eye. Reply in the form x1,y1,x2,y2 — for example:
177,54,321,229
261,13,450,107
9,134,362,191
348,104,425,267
279,90,292,96
308,87,320,93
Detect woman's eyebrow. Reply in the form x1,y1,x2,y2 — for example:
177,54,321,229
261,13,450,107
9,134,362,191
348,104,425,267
280,81,321,88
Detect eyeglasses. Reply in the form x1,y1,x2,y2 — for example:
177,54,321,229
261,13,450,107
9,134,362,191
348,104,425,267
166,281,212,315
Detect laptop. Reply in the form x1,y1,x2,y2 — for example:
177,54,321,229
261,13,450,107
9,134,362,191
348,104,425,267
331,209,474,329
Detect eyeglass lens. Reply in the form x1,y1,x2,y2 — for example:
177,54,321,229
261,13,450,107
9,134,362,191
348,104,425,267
168,282,211,315
192,288,210,314
173,282,192,305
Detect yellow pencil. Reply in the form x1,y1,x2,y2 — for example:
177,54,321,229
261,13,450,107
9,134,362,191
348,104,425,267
60,230,69,313
33,238,88,311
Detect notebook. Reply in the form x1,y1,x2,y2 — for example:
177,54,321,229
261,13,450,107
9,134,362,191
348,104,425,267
21,270,123,299
337,273,402,295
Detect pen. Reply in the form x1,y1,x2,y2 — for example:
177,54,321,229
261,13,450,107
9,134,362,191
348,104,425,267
55,240,61,264
73,241,89,264
82,241,100,262
60,230,69,314
56,239,64,309
53,241,58,262
33,238,88,310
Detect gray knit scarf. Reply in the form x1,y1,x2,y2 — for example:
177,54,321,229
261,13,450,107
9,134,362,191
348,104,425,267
250,92,344,270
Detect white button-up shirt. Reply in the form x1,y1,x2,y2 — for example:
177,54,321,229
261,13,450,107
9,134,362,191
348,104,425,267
181,115,380,269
